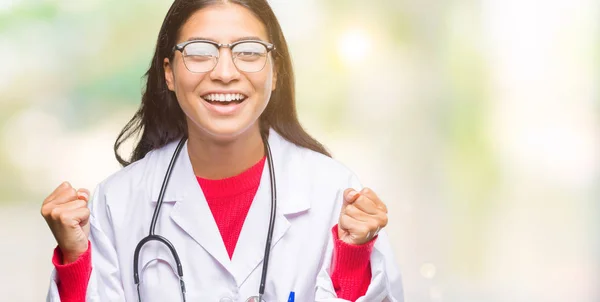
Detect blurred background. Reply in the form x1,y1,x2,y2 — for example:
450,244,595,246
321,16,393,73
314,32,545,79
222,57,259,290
0,0,598,301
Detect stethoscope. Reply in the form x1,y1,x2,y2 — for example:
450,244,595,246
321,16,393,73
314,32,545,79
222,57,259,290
133,135,277,302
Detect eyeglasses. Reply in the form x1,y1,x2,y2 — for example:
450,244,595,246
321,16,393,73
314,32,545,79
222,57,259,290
172,39,276,73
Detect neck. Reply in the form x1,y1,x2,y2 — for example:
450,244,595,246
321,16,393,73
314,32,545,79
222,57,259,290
187,124,265,180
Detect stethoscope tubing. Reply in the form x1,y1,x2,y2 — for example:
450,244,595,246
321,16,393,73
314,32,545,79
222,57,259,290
132,135,276,301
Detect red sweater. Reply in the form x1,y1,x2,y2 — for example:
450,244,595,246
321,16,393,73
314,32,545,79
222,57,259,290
53,156,374,301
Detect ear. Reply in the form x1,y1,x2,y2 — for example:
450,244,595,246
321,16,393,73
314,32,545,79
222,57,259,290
164,57,175,91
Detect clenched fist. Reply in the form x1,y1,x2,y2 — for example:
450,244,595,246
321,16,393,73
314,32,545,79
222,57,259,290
41,182,91,264
338,187,388,245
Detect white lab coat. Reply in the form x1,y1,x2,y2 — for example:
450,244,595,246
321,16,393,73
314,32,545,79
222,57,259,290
46,129,403,302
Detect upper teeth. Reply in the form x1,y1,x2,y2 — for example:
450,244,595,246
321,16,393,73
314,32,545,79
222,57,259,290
203,93,246,102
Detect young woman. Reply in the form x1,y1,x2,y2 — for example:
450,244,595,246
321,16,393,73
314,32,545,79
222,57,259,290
41,0,403,301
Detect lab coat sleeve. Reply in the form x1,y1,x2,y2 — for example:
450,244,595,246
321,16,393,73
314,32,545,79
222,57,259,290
46,183,127,302
314,173,404,302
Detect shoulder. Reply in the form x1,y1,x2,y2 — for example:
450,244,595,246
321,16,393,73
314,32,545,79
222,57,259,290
94,140,178,201
299,145,355,178
273,133,361,220
275,133,360,189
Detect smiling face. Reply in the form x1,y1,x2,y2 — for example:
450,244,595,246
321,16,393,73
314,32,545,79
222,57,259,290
164,3,277,141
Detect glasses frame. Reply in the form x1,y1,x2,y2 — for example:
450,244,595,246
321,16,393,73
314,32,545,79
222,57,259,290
172,39,276,73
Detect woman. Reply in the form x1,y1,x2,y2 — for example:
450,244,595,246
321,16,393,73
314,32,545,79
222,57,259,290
42,0,403,301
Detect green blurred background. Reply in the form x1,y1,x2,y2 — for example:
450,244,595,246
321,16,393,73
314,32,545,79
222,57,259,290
0,0,598,301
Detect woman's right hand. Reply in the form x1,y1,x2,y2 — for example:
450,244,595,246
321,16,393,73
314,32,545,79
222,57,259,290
41,182,91,264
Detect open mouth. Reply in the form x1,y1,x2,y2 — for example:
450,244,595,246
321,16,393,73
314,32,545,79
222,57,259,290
201,93,248,105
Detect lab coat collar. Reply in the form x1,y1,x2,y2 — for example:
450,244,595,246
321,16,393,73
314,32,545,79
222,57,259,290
148,128,311,284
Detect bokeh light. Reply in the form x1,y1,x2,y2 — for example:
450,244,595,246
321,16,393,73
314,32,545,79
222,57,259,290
337,29,371,65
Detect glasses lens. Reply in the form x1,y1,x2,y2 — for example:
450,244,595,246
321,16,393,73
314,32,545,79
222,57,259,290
182,42,219,73
232,42,268,72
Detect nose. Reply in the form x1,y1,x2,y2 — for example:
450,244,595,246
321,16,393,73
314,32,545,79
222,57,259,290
209,48,240,83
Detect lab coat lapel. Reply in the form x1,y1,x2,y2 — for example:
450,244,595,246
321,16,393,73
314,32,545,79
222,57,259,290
230,129,311,287
155,140,232,272
230,164,289,287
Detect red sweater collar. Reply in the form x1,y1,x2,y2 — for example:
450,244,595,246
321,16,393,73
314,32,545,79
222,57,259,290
196,156,266,198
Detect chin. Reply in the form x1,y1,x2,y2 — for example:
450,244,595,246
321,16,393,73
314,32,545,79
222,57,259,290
194,119,260,142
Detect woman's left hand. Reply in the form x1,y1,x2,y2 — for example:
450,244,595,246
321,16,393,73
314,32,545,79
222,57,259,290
338,187,388,245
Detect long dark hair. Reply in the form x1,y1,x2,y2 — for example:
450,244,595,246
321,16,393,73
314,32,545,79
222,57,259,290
114,0,330,166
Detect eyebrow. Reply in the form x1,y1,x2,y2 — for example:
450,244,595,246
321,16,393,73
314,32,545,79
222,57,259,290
184,36,266,43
